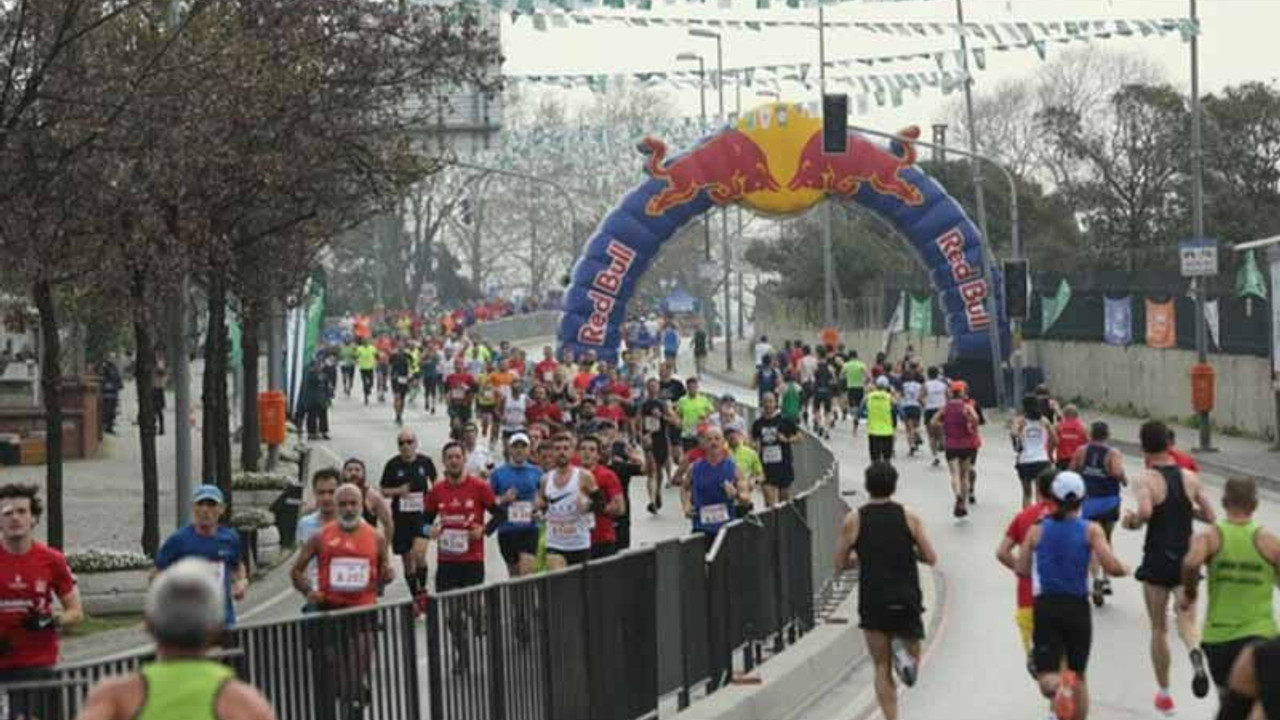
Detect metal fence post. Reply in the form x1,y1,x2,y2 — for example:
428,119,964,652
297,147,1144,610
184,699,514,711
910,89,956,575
485,585,507,720
426,598,444,720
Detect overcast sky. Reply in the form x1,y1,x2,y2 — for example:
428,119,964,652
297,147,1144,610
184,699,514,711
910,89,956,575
501,0,1280,128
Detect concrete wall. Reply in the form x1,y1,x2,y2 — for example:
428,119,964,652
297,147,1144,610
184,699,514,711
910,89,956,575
1023,341,1274,439
755,318,1277,440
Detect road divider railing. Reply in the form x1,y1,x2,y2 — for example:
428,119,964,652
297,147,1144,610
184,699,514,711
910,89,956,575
7,314,853,720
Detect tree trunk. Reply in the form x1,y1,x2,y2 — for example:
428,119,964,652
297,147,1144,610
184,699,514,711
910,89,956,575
203,275,233,511
31,280,64,550
131,272,160,556
240,302,261,472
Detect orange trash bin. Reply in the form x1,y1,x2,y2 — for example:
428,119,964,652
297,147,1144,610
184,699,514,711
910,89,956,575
258,391,287,446
1190,364,1215,414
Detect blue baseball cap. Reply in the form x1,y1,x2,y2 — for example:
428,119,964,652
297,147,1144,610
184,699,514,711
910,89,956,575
193,485,225,504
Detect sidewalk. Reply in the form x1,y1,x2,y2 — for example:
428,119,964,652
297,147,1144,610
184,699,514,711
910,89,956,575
702,337,1280,490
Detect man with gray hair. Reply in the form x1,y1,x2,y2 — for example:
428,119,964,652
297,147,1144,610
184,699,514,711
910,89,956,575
73,558,276,720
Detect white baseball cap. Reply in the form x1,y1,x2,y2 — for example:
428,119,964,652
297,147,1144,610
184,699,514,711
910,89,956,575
1051,471,1086,502
508,432,531,446
875,376,891,389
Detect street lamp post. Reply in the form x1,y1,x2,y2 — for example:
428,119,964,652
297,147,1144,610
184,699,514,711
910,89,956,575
1189,0,1213,452
689,28,733,372
677,50,716,338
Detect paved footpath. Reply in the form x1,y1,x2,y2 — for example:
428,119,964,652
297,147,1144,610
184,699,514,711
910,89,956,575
702,345,1280,720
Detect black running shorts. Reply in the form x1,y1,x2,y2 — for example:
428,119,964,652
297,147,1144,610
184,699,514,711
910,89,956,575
498,529,539,566
1033,595,1092,674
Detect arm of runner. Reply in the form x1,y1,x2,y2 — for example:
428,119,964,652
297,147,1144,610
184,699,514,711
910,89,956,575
1254,529,1280,583
1123,471,1155,530
1088,522,1128,577
231,561,248,601
377,534,396,585
1015,525,1041,577
217,679,280,720
906,509,939,566
56,586,84,629
1188,471,1217,524
290,535,320,598
1045,422,1058,456
1180,528,1218,607
1107,449,1128,486
996,532,1018,572
73,675,136,720
1069,445,1086,472
370,490,395,545
834,510,860,573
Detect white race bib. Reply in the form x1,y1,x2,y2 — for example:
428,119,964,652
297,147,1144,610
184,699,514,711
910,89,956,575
440,528,470,555
329,558,371,591
508,501,534,525
205,559,226,588
700,503,731,526
644,416,661,433
399,494,424,513
543,371,554,383
549,520,581,539
450,387,466,400
762,445,783,464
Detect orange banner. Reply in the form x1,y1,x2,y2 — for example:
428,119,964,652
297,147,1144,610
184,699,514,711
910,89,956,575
1145,299,1176,349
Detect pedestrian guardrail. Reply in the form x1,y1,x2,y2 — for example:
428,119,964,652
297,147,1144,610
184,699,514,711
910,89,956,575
11,313,853,720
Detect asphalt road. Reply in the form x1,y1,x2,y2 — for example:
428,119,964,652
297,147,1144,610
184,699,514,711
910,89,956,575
695,371,1280,720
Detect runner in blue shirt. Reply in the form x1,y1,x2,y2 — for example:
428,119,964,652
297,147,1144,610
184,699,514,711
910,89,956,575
155,485,245,627
489,433,544,577
689,426,748,536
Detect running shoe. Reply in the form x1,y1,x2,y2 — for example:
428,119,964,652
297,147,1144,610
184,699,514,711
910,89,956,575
1053,670,1078,720
891,639,917,687
647,502,658,515
1153,691,1175,716
1101,578,1113,596
932,457,941,467
1091,579,1105,608
1190,648,1210,698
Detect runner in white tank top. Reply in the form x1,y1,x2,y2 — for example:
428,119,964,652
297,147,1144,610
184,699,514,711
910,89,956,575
541,454,595,569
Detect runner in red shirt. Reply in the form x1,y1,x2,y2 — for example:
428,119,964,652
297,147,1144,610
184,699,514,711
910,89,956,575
525,385,564,427
425,441,510,592
1054,405,1088,471
1143,428,1202,473
291,484,393,611
444,359,478,438
578,436,625,559
533,347,558,386
995,468,1056,677
0,484,82,678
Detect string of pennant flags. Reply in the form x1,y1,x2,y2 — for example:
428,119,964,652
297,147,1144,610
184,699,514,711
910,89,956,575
508,14,1178,95
510,12,1198,45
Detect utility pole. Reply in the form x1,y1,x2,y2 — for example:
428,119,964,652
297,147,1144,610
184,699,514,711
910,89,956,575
1189,0,1212,452
819,5,835,329
677,50,714,336
956,0,1006,407
265,298,283,471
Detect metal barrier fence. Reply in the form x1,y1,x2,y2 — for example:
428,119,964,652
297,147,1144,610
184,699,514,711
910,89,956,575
2,603,417,720
7,313,852,720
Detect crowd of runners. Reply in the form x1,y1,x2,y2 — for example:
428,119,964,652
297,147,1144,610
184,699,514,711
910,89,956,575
5,315,1280,720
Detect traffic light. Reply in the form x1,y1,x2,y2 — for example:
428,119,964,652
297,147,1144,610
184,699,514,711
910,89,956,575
822,94,848,154
1003,259,1029,321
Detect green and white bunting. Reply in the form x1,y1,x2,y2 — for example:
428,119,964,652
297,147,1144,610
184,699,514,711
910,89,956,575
1040,280,1072,334
908,294,933,335
508,12,1197,44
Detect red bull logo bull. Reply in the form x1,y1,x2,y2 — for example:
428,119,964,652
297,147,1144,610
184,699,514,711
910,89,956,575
638,130,781,217
787,126,925,206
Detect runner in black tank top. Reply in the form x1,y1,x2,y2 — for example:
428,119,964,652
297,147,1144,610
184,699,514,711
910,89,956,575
836,462,938,720
1136,465,1193,588
1123,420,1216,715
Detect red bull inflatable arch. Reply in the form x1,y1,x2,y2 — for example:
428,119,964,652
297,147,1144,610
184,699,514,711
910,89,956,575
558,102,1008,363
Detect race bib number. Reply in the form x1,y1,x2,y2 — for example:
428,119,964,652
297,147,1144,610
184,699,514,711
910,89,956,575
399,494,424,513
329,558,371,591
450,387,466,400
700,504,731,526
762,445,783,464
549,520,580,539
204,559,226,588
644,416,661,433
440,528,470,555
543,371,554,383
508,501,534,524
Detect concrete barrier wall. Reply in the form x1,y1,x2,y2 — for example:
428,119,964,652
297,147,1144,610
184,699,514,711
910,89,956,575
470,311,561,346
755,319,1276,440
